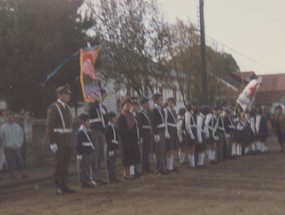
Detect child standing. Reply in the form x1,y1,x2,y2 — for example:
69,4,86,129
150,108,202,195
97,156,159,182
177,107,187,164
76,113,95,188
105,111,120,183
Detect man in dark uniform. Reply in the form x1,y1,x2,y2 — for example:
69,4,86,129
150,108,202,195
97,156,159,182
46,84,75,194
137,96,152,174
224,108,236,159
185,100,198,168
213,106,227,161
164,97,178,172
86,88,108,185
151,93,168,175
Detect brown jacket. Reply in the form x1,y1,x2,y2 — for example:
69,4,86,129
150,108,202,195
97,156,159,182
273,113,285,134
46,101,73,146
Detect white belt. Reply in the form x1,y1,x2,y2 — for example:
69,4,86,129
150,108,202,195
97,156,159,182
167,123,176,128
217,127,225,131
157,124,165,128
54,128,72,133
142,125,151,129
82,142,93,147
90,118,101,123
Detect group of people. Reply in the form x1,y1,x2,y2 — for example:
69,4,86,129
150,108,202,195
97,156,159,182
46,83,284,195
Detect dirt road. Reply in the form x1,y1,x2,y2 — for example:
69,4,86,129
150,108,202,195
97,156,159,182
1,136,285,215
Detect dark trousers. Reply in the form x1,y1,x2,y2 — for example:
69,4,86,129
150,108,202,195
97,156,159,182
216,132,226,161
53,145,71,186
107,151,118,180
226,132,234,158
79,153,93,185
155,130,166,172
90,129,106,181
141,130,151,171
4,148,25,172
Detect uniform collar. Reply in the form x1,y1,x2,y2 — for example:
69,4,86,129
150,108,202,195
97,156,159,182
79,125,89,132
57,99,66,108
108,122,115,127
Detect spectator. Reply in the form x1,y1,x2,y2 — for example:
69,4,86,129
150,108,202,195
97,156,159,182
272,105,285,152
0,111,6,172
0,111,28,179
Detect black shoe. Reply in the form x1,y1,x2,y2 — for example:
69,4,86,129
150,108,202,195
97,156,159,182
142,169,154,174
80,183,95,189
123,176,134,181
158,169,169,175
209,160,218,165
172,166,179,172
63,185,76,193
95,180,108,185
109,178,120,183
134,171,141,178
196,165,206,169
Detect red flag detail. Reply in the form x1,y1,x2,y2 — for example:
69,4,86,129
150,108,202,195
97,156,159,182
80,46,102,102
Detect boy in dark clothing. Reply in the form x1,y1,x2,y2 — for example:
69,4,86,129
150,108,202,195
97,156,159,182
106,111,120,183
137,97,152,173
76,113,95,188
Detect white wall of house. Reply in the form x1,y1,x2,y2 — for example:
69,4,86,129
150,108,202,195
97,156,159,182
99,77,186,114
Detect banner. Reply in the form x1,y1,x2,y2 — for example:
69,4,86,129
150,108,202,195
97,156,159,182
80,45,102,102
236,77,262,111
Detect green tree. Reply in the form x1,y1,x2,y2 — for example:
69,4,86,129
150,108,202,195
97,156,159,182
86,0,172,96
0,0,88,117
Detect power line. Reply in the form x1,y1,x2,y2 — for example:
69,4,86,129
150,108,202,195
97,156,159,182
203,33,282,73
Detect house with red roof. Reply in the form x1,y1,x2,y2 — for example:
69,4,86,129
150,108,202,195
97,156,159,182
255,73,285,106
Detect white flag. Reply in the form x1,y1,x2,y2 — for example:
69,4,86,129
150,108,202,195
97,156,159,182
236,77,262,111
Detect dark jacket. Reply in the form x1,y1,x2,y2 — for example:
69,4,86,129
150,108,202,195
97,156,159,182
137,108,151,135
151,105,165,135
76,125,94,155
46,101,73,146
87,102,108,131
105,123,119,152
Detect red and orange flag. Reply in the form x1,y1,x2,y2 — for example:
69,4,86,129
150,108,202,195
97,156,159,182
80,45,102,102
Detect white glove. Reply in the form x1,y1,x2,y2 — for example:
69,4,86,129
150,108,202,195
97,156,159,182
50,143,58,154
190,135,195,141
99,104,106,115
225,133,230,139
178,136,183,143
165,130,170,139
214,136,219,141
154,134,160,143
108,151,114,156
77,155,83,160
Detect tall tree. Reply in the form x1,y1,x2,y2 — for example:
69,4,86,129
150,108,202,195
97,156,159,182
85,0,171,96
0,0,87,117
166,19,200,103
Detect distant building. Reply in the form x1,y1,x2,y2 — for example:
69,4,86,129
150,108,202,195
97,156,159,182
255,73,285,106
231,71,285,108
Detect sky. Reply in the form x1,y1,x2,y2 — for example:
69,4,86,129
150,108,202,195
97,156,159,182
156,0,285,75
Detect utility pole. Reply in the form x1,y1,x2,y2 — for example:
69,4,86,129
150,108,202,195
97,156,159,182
199,0,209,104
